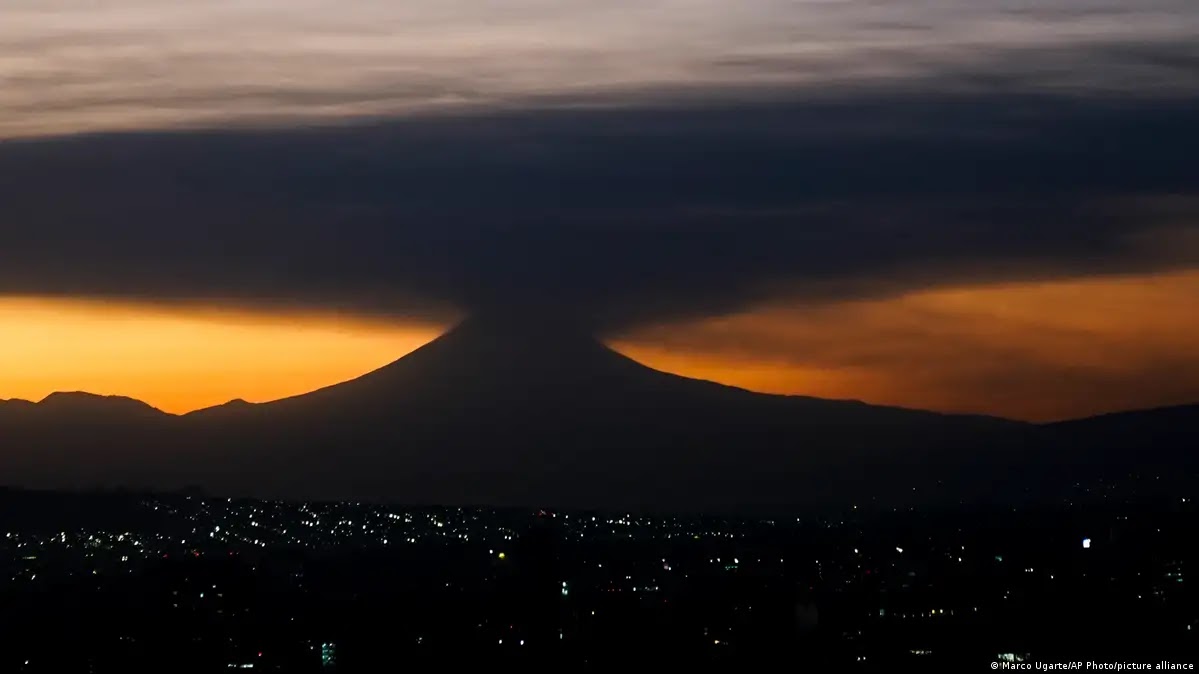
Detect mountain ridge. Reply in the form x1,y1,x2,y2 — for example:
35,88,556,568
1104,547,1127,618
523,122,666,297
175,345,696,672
0,318,1194,509
6,390,1193,426
8,318,1026,424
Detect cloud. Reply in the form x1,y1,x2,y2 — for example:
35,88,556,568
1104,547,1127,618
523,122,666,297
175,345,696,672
2,0,1198,330
1,86,1197,330
3,0,1199,138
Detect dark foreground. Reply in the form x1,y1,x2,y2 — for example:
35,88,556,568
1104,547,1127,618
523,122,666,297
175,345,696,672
1,477,1195,672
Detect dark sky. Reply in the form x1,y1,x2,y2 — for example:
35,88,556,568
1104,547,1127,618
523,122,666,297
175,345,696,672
2,89,1196,331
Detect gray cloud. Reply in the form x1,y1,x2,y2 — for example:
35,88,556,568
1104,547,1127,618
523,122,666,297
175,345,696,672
3,0,1199,138
1,80,1196,331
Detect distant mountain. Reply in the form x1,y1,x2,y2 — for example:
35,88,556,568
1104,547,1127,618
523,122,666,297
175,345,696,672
0,392,174,491
2,391,165,414
32,391,166,417
0,317,1193,510
183,398,254,420
1041,403,1199,472
204,314,1009,420
165,315,1026,508
1049,403,1199,434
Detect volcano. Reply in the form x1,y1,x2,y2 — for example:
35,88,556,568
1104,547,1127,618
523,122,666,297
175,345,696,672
194,314,999,418
178,316,1017,508
2,316,1194,510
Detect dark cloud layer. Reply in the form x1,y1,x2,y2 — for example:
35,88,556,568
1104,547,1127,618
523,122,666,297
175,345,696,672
1,87,1197,332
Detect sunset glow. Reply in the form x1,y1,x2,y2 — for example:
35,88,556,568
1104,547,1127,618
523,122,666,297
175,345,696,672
615,270,1199,422
0,298,443,414
4,269,1199,421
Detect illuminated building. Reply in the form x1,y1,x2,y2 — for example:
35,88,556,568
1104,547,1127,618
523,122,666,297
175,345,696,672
321,642,336,669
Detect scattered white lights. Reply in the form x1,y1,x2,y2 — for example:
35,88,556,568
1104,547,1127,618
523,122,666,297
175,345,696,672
1082,538,1092,549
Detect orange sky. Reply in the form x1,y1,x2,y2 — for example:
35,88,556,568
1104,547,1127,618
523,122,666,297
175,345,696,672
617,269,1199,421
2,269,1198,421
0,298,443,413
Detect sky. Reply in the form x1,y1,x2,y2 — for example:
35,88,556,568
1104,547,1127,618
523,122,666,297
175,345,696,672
1,0,1197,420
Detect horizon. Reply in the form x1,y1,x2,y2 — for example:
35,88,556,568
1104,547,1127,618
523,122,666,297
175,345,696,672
4,268,1199,421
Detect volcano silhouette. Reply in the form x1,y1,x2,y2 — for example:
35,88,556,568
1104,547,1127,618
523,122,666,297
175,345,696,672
2,316,1195,510
198,314,982,417
173,316,1020,508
